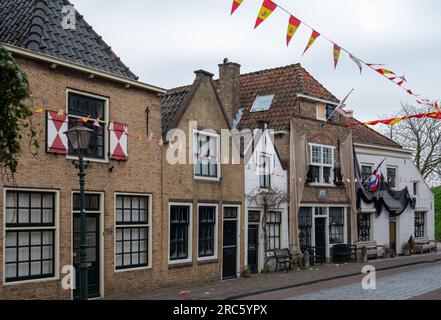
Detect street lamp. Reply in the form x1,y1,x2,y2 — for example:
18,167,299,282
64,121,93,300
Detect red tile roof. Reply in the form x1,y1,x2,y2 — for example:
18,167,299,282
349,118,402,148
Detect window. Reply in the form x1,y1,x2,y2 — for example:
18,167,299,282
198,206,217,258
115,195,150,270
67,92,107,160
357,213,371,241
169,205,191,262
259,154,271,189
250,94,274,112
299,207,312,247
329,208,344,244
361,165,373,184
413,182,419,196
267,212,281,251
387,167,397,188
310,144,334,184
194,131,219,179
4,191,56,282
325,105,335,121
414,212,425,238
248,211,261,223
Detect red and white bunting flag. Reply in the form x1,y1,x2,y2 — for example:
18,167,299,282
336,107,354,118
231,0,244,15
375,68,396,75
303,30,320,55
349,54,363,73
286,15,301,46
333,44,341,69
255,0,277,29
367,63,385,67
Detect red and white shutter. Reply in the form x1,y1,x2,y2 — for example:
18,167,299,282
46,111,68,155
109,122,128,161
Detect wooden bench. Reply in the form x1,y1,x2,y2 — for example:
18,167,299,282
332,244,357,263
355,241,385,260
414,237,437,254
272,249,292,272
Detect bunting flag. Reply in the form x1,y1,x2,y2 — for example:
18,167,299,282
333,44,341,69
367,63,385,67
349,54,363,73
57,109,64,116
375,68,396,75
93,117,101,127
254,0,277,29
81,115,90,123
435,102,440,111
286,15,301,46
231,0,244,15
345,111,441,127
303,30,320,55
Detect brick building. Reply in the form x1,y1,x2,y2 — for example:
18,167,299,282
0,0,165,299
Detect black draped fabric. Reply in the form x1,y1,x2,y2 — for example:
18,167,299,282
354,150,416,216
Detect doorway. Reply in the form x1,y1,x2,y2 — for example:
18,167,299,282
72,193,101,300
247,224,259,274
222,206,239,279
389,219,397,253
315,217,327,259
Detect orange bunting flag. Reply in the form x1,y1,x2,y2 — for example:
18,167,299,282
81,115,90,123
34,107,44,114
333,44,341,69
303,30,320,55
375,68,396,75
254,0,277,29
57,109,64,116
286,15,301,46
231,0,243,15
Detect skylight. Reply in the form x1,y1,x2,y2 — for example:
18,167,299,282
250,94,275,112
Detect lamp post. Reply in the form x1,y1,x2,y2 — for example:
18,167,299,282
64,121,93,300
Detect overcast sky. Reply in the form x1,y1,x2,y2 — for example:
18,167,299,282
73,0,440,121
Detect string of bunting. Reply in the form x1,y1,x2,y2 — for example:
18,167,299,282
345,110,441,127
230,0,438,110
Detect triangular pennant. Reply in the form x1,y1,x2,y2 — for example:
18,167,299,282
375,68,396,75
286,15,301,46
231,0,244,15
333,44,341,69
303,30,320,55
254,0,277,29
349,54,363,73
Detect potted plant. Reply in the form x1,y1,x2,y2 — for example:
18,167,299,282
408,235,415,255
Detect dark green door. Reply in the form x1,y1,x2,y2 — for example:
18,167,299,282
73,213,100,299
315,218,326,259
247,225,259,274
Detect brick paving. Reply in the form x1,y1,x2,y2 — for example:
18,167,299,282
112,252,441,300
286,263,441,300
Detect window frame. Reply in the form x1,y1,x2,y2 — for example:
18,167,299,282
309,143,335,185
329,207,345,245
267,211,281,251
357,212,371,242
299,207,313,247
259,153,271,189
361,164,373,185
66,89,110,164
197,204,218,261
3,188,59,285
386,167,397,189
114,193,152,272
193,130,221,181
250,94,275,113
168,202,193,265
414,211,426,238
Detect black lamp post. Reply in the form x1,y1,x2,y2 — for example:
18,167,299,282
64,121,93,300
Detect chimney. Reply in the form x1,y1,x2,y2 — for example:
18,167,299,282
218,58,241,127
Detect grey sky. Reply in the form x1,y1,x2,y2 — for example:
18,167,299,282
73,0,440,121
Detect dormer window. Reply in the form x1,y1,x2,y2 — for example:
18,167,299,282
250,94,275,112
325,105,335,121
316,104,326,121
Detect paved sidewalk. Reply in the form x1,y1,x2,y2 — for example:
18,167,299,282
111,252,441,300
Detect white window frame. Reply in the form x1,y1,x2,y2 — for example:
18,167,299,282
197,203,219,261
193,129,221,181
66,89,110,164
250,94,275,113
168,202,193,265
258,153,272,189
3,188,60,286
309,143,335,185
114,193,153,272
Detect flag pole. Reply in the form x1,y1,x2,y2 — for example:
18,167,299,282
321,89,354,127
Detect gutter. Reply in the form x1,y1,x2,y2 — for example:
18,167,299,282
296,93,340,106
354,143,413,155
2,43,167,94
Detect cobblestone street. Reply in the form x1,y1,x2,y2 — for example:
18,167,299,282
114,252,441,300
288,264,441,300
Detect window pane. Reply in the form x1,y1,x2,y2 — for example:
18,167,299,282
311,146,322,164
250,94,275,112
115,227,149,270
170,206,190,261
323,147,333,165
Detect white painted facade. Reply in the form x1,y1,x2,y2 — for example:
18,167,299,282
244,130,288,273
355,143,435,255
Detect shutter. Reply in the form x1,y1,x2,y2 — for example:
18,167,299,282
109,122,128,161
46,111,68,155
